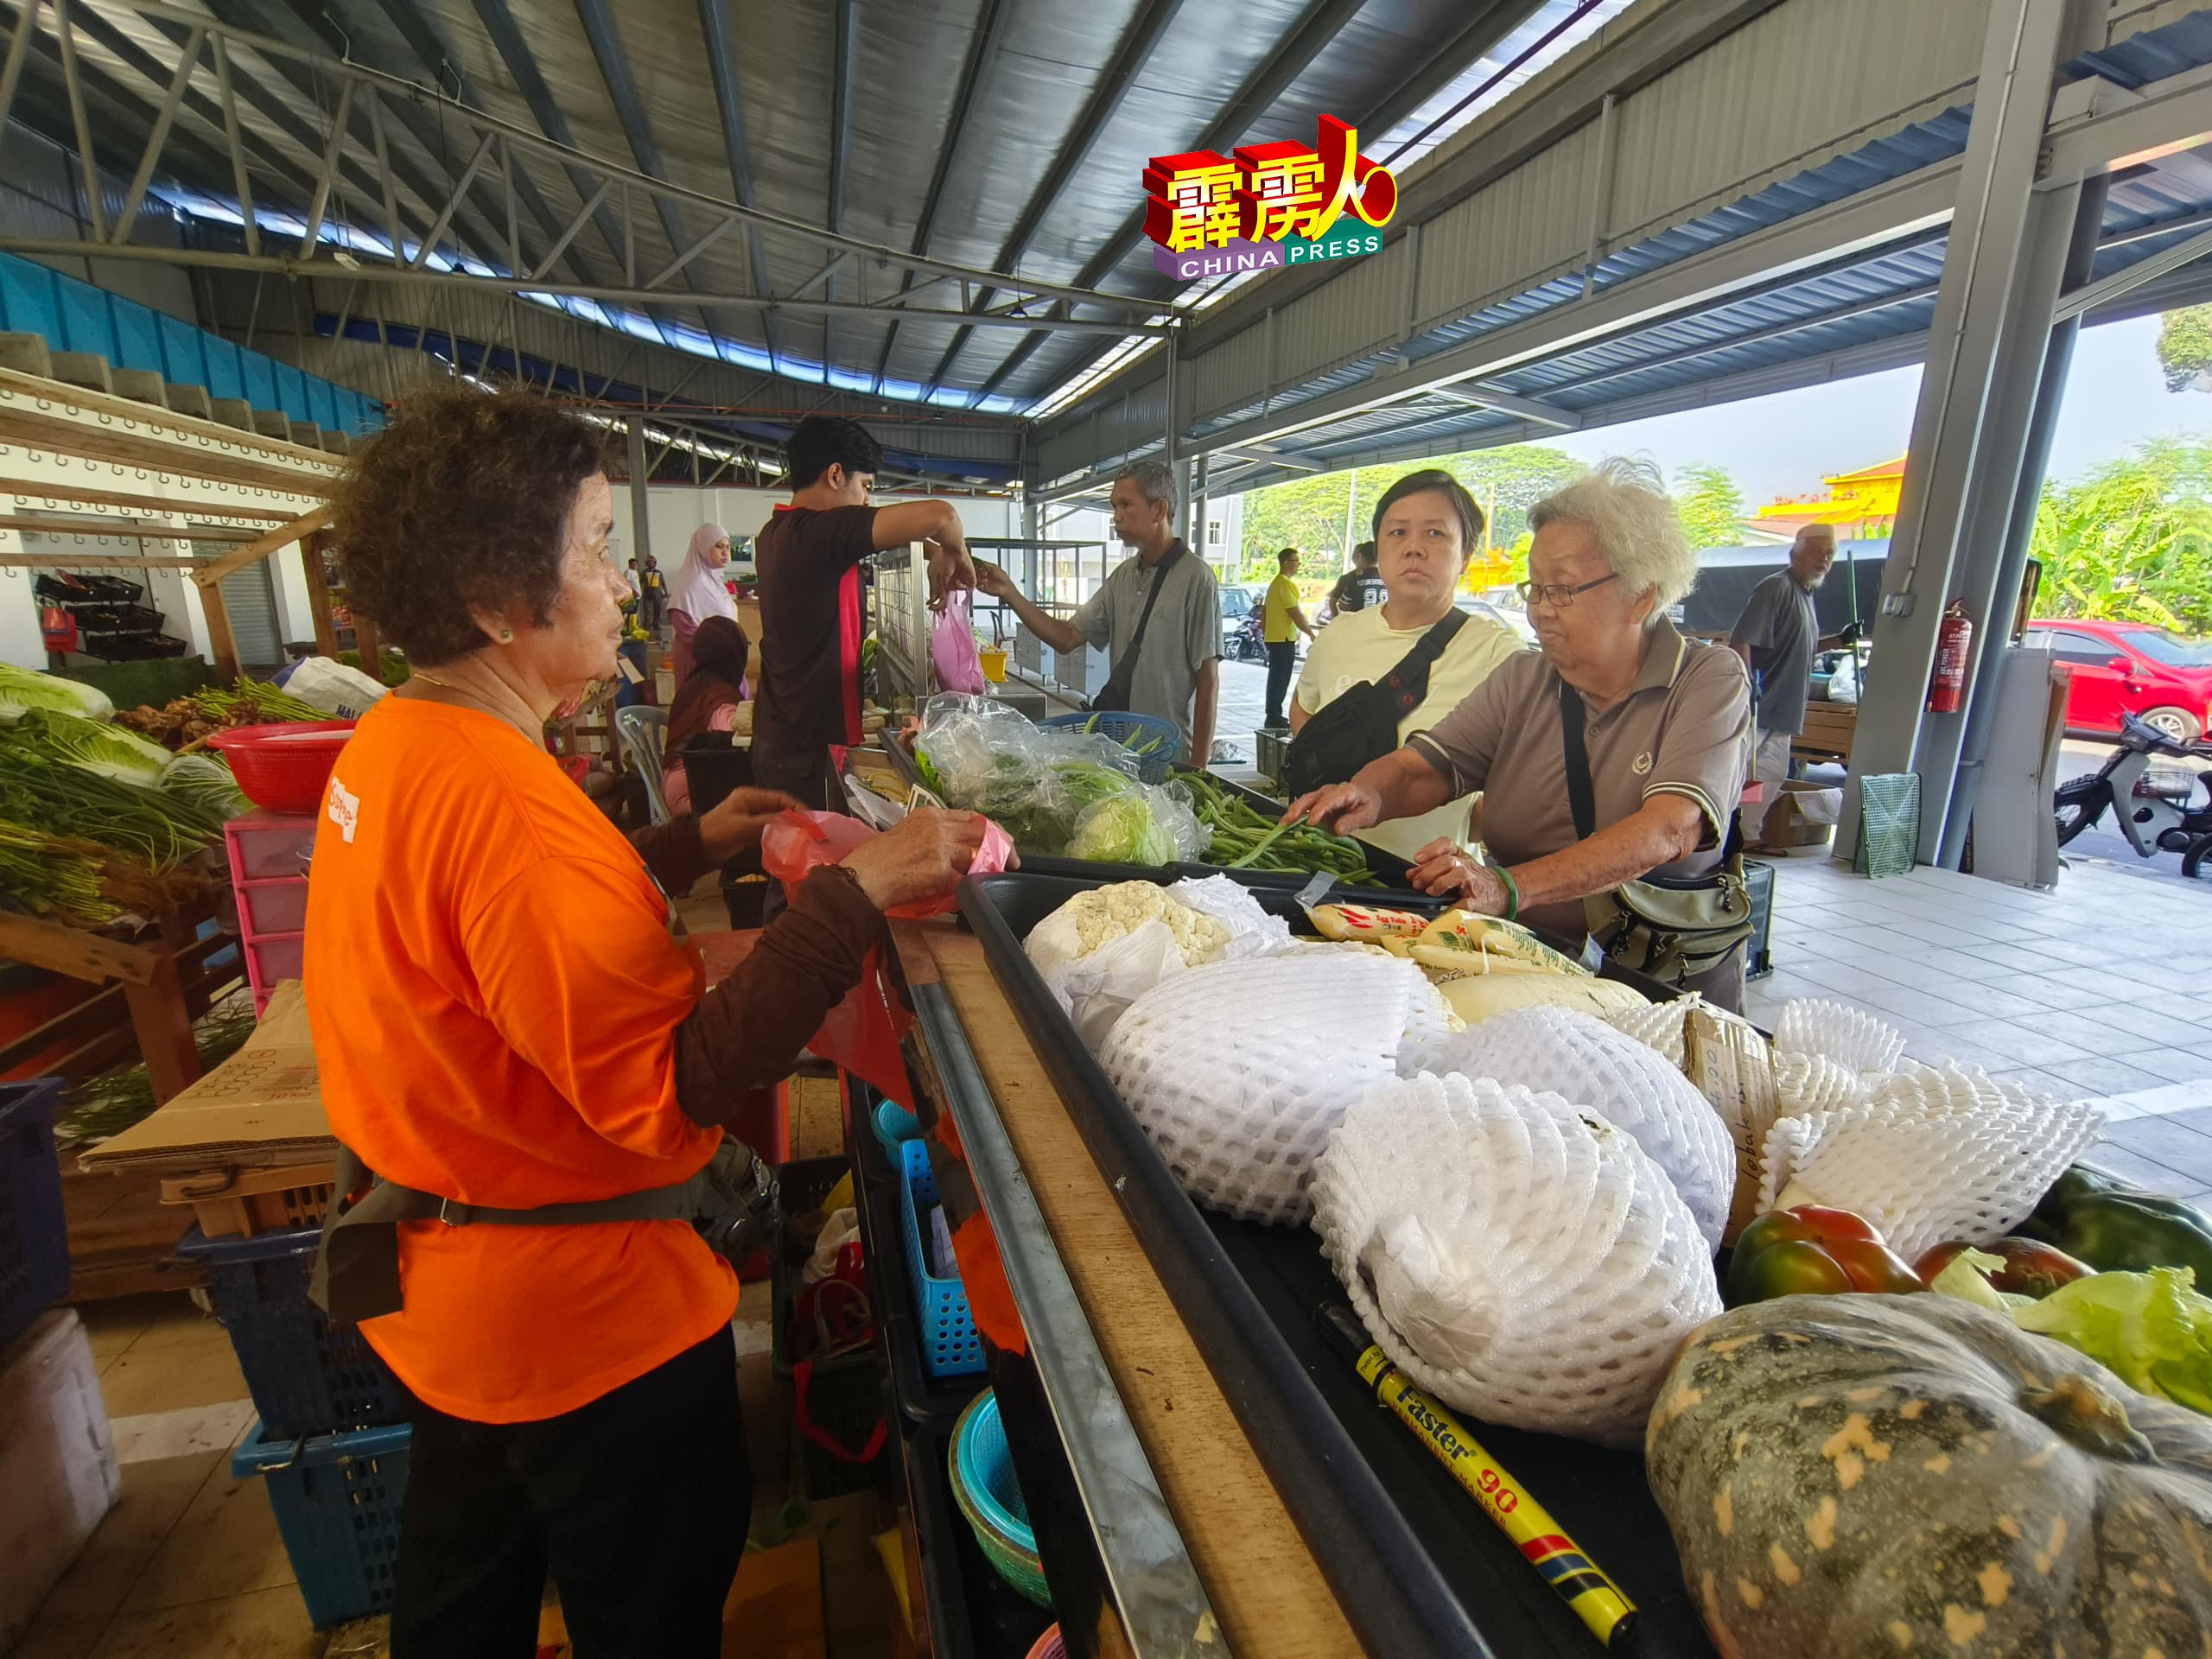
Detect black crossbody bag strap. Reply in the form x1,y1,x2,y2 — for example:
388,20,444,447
1387,607,1468,710
1093,546,1181,710
1558,680,1597,840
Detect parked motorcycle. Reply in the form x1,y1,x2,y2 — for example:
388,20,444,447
2053,709,2212,857
1229,607,1268,664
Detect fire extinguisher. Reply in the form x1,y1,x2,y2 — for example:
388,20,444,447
1928,598,1972,714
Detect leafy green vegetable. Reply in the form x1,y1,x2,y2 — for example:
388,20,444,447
1928,1248,2033,1313
0,720,225,866
160,752,249,818
190,681,328,726
0,664,111,724
33,709,172,787
1068,793,1174,866
2012,1266,2212,1415
0,821,116,927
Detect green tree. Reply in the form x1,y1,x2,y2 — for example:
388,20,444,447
2031,439,2212,634
1674,462,1747,548
2156,306,2212,393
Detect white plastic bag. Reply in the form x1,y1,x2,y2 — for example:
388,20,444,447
284,656,389,720
800,1206,861,1287
1165,874,1295,958
1044,918,1194,1049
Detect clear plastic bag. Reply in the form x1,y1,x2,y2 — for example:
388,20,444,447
913,696,1145,856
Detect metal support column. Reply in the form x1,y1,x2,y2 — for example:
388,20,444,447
1194,455,1211,569
1840,0,2082,864
1161,327,1180,543
1939,171,2109,867
624,416,652,569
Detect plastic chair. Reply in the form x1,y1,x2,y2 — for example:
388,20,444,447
614,704,671,824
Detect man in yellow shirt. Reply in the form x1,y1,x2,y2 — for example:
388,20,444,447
1262,548,1313,729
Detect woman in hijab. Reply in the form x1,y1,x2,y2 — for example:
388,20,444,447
669,523,738,686
661,615,750,817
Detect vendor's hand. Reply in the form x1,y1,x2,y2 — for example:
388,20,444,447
696,787,804,863
842,808,1004,909
925,539,979,612
1282,781,1382,836
1409,840,1510,914
971,560,1019,601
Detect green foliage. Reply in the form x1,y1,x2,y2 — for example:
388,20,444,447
1674,462,1748,549
2031,439,2212,634
1236,443,1586,580
2156,306,2212,394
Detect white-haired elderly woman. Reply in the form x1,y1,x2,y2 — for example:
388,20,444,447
1286,459,1754,1007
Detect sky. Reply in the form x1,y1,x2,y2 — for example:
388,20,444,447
1543,314,2209,506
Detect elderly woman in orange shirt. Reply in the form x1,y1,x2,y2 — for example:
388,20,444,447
305,387,986,1659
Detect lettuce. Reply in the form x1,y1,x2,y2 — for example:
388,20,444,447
2012,1266,2212,1416
1068,792,1174,867
28,709,171,787
0,664,111,724
1929,1248,2024,1313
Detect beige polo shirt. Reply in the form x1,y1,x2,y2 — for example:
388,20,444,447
1408,619,1751,937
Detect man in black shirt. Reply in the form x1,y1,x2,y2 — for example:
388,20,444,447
1325,541,1386,620
752,417,976,810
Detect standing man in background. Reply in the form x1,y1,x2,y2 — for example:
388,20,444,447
1262,548,1314,730
639,555,668,639
1325,541,1386,620
753,416,976,810
1728,523,1838,845
976,459,1220,766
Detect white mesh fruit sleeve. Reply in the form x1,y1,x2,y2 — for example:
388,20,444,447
1774,998,1906,1074
1099,952,1421,1225
1599,995,1703,1071
1406,1007,1735,1249
1311,1073,1722,1446
1757,1064,2106,1258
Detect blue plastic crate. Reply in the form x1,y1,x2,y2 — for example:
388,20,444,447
872,1097,920,1151
178,1224,405,1438
232,1417,410,1628
1038,711,1181,783
0,1079,67,1351
898,1139,984,1380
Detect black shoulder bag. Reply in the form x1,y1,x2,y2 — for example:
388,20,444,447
1282,609,1467,797
1089,545,1183,715
1559,681,1752,987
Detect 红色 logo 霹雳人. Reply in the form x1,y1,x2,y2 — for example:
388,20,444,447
1145,116,1397,281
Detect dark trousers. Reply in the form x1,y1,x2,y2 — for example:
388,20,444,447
390,1329,748,1659
1263,639,1298,728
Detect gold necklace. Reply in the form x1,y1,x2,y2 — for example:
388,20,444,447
407,670,467,693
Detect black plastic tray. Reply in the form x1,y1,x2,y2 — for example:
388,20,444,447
901,1418,1056,1659
957,870,1714,1659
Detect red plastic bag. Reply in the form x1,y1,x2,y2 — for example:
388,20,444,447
760,810,1013,1104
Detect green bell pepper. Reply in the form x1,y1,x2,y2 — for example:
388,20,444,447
2018,1165,2212,1285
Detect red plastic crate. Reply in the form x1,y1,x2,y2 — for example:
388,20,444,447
244,934,304,1015
225,811,318,882
235,879,308,935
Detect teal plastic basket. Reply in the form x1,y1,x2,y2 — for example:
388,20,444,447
232,1417,410,1628
899,1138,985,1380
873,1097,920,1151
950,1390,1051,1608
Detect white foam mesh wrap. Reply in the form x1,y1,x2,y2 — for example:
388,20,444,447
1100,953,1420,1224
1757,1064,2106,1258
1773,998,1906,1074
1311,1074,1722,1446
1408,1007,1735,1249
1773,1052,1871,1117
1599,995,1702,1070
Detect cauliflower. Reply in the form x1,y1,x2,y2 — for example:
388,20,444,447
1025,882,1232,980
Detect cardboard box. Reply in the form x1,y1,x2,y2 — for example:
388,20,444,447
79,981,329,1175
1762,780,1842,849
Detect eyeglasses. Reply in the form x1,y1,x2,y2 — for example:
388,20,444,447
1517,573,1618,609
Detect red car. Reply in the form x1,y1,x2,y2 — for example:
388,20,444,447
2026,619,2212,741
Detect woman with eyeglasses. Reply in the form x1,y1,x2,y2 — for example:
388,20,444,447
1284,458,1754,1008
1282,469,1523,862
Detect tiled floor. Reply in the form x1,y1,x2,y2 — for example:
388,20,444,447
1747,851,2212,1199
15,1283,811,1659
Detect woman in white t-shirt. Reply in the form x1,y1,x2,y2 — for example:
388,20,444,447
1290,470,1526,861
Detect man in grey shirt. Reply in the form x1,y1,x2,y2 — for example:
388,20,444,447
1728,524,1836,842
976,460,1222,762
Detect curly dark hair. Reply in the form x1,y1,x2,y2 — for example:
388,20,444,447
330,385,613,664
